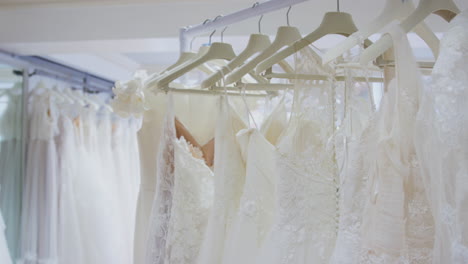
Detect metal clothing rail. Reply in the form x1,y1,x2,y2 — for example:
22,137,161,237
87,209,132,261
0,50,115,93
179,0,309,52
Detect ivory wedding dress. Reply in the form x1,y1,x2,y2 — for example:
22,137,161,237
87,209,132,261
145,92,218,264
164,136,213,264
255,49,338,264
415,10,468,264
196,95,248,264
358,26,435,264
221,98,287,264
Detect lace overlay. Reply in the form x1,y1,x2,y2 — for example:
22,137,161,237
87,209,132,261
256,47,338,264
358,26,435,263
415,10,468,264
164,136,213,264
145,93,176,264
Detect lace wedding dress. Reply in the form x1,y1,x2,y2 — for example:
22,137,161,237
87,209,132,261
196,96,248,264
255,48,338,264
164,136,213,264
145,92,218,264
358,26,435,264
415,10,468,264
221,99,287,264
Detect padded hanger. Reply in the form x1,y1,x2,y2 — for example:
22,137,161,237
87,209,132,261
256,11,372,74
323,0,441,65
360,0,460,65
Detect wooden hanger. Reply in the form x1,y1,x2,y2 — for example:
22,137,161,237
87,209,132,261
323,0,441,65
360,0,460,65
256,11,373,74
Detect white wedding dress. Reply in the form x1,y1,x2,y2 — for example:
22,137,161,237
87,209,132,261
255,49,338,264
358,26,435,263
145,92,218,264
415,10,468,264
221,98,287,264
19,89,59,264
164,136,213,264
0,207,12,264
196,95,248,264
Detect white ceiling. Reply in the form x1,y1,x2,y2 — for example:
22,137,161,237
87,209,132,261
0,0,466,81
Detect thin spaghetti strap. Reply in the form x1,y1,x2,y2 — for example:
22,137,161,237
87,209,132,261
240,84,258,130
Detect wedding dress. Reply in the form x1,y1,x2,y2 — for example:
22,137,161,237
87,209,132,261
145,92,218,264
415,10,468,264
255,48,338,264
358,26,435,263
164,136,214,264
221,98,287,264
0,85,23,259
134,92,167,264
196,95,248,264
0,208,12,264
19,89,59,264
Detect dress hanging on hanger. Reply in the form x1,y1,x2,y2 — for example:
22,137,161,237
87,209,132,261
221,95,288,264
414,9,468,264
358,25,435,263
255,46,338,264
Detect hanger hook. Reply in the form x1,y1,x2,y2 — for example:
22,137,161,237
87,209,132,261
190,36,197,51
221,26,228,43
209,15,222,45
201,19,212,46
286,6,292,26
337,0,340,12
252,2,263,34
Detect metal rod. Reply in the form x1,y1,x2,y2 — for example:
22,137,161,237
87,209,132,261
179,0,309,52
0,50,114,93
162,87,269,97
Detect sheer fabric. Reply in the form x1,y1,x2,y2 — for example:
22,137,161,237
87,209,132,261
358,26,435,263
134,93,167,264
0,86,23,259
19,90,59,264
144,93,176,264
415,10,468,264
144,92,218,264
164,136,213,264
20,83,140,264
255,48,338,264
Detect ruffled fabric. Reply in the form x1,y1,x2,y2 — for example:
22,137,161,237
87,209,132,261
111,71,155,118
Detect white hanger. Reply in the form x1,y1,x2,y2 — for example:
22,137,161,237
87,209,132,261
201,33,271,88
223,6,301,85
323,0,441,65
154,42,236,89
201,6,272,89
163,52,197,72
153,17,237,89
256,10,372,75
360,0,460,65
